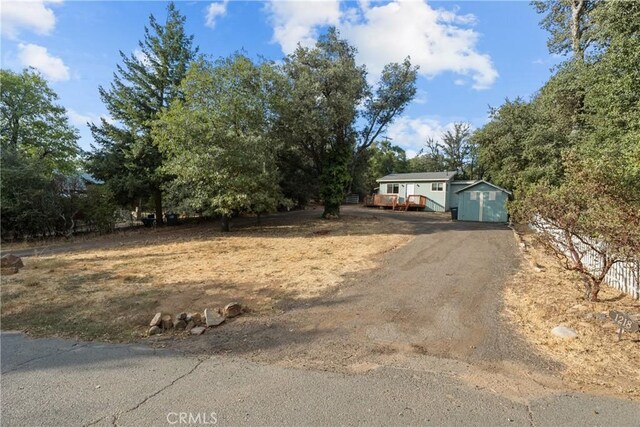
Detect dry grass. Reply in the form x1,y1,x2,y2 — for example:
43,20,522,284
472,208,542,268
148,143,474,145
504,229,640,399
1,213,411,342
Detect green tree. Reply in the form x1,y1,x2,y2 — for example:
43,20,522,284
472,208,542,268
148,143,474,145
87,2,197,224
0,68,82,239
532,0,599,60
360,139,408,193
274,28,416,217
510,0,640,302
407,138,446,173
472,88,571,192
406,123,475,177
438,122,473,177
1,68,79,174
154,55,284,231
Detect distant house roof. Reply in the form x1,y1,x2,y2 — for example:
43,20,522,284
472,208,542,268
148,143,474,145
377,171,457,183
454,180,512,195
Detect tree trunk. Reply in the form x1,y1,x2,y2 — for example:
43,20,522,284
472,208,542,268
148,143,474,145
153,189,163,226
589,280,600,302
583,277,601,302
135,199,142,220
221,215,230,232
322,202,341,218
571,0,585,61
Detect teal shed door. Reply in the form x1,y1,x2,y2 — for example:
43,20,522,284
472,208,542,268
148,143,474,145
459,191,507,222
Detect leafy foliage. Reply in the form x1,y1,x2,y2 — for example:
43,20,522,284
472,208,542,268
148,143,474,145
154,55,284,231
0,68,90,240
357,140,408,195
87,2,197,222
273,28,417,217
482,0,640,300
1,68,79,174
532,0,599,59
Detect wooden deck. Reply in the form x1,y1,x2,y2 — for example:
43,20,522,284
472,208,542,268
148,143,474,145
364,194,428,211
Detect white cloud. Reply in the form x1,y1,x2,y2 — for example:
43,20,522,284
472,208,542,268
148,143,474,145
67,108,114,126
413,89,428,105
205,0,229,29
386,115,456,156
265,0,498,90
1,0,62,39
17,43,70,81
266,0,341,54
67,109,94,126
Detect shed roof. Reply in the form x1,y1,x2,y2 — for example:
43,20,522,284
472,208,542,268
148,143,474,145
454,180,512,195
450,180,477,186
377,171,457,183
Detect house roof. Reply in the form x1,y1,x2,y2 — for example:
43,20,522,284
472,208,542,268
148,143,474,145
454,180,512,195
450,180,478,186
377,171,457,183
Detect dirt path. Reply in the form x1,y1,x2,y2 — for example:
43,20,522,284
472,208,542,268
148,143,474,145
170,207,561,396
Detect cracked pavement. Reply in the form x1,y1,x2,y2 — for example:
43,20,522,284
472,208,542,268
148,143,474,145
2,331,639,426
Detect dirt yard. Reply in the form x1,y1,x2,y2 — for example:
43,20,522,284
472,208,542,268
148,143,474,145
505,229,640,399
3,207,639,401
0,210,412,341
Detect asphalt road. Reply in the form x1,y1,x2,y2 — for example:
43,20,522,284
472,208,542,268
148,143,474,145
2,331,639,426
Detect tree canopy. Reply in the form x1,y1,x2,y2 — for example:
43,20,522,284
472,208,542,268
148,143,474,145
154,55,284,231
476,0,640,300
86,2,197,223
273,28,417,217
1,68,79,174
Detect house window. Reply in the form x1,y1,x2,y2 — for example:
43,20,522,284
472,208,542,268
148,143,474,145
386,183,399,194
431,182,443,191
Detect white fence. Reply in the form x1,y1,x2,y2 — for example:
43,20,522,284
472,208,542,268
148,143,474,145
531,221,640,300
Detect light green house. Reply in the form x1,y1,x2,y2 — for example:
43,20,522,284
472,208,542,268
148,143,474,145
376,171,457,212
375,173,511,222
453,180,511,222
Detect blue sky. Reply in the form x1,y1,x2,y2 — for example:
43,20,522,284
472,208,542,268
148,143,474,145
1,0,561,157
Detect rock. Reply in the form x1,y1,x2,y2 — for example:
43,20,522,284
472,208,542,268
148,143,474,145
185,321,195,331
204,308,225,327
551,325,578,339
161,314,173,330
223,302,242,318
1,254,24,269
148,326,162,335
173,319,187,330
190,326,206,335
1,266,19,275
176,312,187,321
186,313,202,325
149,312,162,327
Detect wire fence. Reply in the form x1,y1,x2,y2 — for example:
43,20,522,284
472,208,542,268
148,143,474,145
531,220,640,300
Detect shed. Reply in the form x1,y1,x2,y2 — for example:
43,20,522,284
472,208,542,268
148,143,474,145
455,181,511,222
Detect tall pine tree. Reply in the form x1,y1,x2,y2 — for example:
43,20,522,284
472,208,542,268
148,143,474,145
87,2,197,223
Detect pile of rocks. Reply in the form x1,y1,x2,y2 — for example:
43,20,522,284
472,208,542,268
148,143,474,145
1,254,24,275
148,302,243,336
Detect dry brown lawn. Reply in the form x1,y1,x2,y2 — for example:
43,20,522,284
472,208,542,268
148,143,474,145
504,229,640,399
1,212,412,342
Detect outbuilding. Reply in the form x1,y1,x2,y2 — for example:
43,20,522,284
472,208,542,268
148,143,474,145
453,180,511,223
